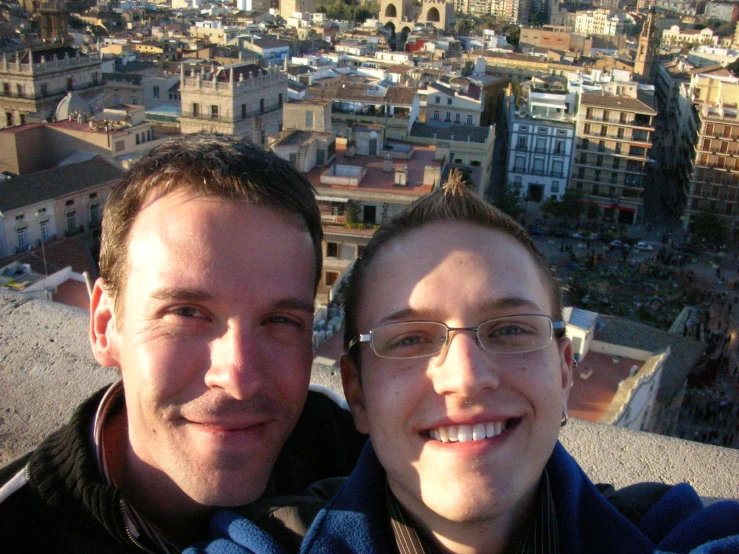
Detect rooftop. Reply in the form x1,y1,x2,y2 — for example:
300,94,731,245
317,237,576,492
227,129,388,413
2,293,738,503
306,139,437,198
580,91,657,114
0,157,123,213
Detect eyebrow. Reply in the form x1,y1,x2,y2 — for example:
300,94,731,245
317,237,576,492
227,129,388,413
149,289,314,314
376,297,546,326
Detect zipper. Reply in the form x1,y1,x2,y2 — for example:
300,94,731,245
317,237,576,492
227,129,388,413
120,499,158,554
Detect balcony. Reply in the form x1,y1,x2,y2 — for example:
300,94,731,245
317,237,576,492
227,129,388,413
181,102,281,122
2,293,737,503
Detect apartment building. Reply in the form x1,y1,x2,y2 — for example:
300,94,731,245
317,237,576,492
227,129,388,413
519,26,573,50
574,10,629,37
0,46,103,129
681,66,739,240
179,62,287,146
571,83,657,225
0,156,122,259
506,84,576,203
489,0,531,23
321,82,420,141
424,80,484,126
661,26,719,47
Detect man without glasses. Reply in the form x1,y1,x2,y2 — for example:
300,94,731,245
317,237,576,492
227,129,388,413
190,172,739,554
0,134,364,552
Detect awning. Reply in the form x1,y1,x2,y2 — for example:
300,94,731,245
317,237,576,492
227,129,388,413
315,195,350,203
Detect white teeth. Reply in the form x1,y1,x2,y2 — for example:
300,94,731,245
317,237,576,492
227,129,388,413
448,426,458,442
458,424,472,442
472,423,486,441
428,420,509,443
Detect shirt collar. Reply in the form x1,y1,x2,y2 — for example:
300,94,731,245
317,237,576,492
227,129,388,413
385,468,559,554
92,379,182,554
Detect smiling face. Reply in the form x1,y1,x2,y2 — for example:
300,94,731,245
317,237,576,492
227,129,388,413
90,191,316,515
342,221,572,545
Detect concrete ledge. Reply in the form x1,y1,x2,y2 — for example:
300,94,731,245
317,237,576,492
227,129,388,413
1,294,738,502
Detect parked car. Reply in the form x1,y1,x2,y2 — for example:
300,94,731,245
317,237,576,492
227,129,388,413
610,239,623,249
635,241,654,252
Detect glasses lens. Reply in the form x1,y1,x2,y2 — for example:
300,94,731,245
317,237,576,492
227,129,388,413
371,322,448,359
478,315,553,354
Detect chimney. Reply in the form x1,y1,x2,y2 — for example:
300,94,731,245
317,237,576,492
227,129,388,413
382,156,393,172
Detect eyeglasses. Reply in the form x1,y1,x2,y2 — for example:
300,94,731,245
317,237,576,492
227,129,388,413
349,314,564,360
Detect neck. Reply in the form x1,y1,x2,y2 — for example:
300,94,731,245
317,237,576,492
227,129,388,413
104,411,211,547
395,486,536,554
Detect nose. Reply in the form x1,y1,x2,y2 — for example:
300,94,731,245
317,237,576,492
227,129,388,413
430,329,500,396
204,324,263,400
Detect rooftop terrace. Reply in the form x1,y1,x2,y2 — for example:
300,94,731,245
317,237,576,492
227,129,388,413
1,293,738,503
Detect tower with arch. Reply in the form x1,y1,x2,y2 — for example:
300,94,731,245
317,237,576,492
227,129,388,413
379,0,455,34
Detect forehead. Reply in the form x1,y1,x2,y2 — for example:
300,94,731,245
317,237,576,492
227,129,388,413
359,222,551,327
122,191,314,298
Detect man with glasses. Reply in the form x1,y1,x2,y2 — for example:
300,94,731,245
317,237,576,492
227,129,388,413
189,173,739,554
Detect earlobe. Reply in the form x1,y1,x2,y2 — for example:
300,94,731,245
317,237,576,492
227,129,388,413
340,354,370,435
558,337,574,401
90,279,121,368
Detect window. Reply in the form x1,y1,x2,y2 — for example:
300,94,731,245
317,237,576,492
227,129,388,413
90,203,100,224
325,271,339,287
532,158,544,175
306,110,314,128
592,184,600,195
211,105,218,119
551,160,563,177
435,96,441,104
538,127,547,134
66,210,77,233
447,98,452,105
517,136,527,150
67,77,73,91
136,134,140,145
40,219,49,241
193,103,200,117
584,123,591,134
15,214,24,221
153,85,160,98
260,99,265,114
17,226,28,248
514,156,526,172
551,181,560,193
536,137,546,153
65,199,74,207
115,140,124,152
278,93,283,107
467,115,473,124
445,112,451,122
555,140,564,155
6,112,12,127
2,82,9,95
326,242,339,257
40,83,47,96
15,84,22,97
455,113,460,123
433,110,439,120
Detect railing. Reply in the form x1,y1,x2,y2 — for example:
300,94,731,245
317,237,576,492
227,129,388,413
64,225,84,237
0,81,103,101
181,103,281,121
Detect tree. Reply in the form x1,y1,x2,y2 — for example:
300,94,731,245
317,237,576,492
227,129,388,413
560,188,585,227
690,209,726,248
495,182,524,220
505,25,520,48
586,202,600,223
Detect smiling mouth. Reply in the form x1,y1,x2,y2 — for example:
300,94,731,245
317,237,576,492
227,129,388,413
426,419,520,443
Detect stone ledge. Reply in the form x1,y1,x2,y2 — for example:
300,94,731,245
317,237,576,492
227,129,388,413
1,293,738,502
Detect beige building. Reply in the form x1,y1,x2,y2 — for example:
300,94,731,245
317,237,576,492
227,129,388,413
380,0,456,33
0,104,167,176
0,156,122,260
0,46,103,129
280,0,318,18
283,98,332,132
423,80,484,126
571,83,657,224
681,66,739,240
179,62,287,146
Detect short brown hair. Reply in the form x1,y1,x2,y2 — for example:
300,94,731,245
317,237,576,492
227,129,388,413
343,171,563,366
99,133,323,313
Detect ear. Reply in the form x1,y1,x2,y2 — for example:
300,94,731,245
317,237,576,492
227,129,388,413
340,354,369,435
90,278,122,368
557,336,574,404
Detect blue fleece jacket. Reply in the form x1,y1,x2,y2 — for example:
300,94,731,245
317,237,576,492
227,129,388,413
187,441,739,554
